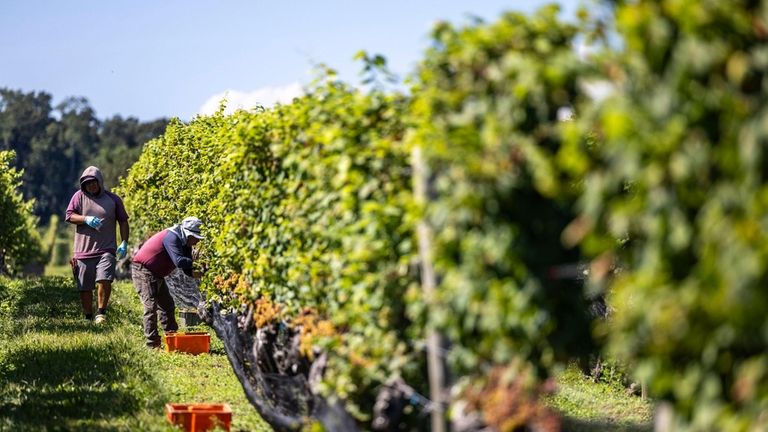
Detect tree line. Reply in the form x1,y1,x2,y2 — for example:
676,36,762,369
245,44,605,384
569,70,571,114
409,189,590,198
0,88,168,222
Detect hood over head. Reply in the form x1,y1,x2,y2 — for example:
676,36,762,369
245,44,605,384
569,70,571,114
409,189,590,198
79,166,105,196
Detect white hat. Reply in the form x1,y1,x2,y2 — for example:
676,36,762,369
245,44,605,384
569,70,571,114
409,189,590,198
181,217,205,239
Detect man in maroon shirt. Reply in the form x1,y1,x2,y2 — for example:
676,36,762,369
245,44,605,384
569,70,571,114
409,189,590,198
65,166,130,324
131,217,204,348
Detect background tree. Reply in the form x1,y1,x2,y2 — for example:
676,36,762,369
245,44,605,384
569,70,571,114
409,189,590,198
0,88,168,222
0,150,43,274
92,116,169,188
0,89,54,169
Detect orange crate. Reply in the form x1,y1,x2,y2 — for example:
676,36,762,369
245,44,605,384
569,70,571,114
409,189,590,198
164,332,210,354
165,403,232,432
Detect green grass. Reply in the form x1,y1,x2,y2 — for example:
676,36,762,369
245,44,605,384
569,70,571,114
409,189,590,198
545,364,653,432
0,276,272,431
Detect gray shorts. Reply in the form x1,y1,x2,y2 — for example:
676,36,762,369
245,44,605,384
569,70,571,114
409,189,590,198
73,253,116,291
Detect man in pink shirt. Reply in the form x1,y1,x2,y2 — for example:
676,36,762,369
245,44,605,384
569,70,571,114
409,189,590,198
131,217,204,348
65,166,130,324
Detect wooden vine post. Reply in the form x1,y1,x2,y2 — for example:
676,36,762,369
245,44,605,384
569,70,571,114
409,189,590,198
412,145,448,432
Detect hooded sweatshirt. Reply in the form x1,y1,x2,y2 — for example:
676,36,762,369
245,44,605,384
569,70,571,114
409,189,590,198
65,166,129,259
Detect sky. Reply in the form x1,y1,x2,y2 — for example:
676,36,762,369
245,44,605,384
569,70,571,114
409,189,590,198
0,1,579,122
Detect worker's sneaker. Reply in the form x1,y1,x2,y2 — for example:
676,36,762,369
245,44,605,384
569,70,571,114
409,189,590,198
94,314,107,325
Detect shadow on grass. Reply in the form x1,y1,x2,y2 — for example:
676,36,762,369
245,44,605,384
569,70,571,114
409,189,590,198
4,277,140,333
0,336,155,428
562,417,652,432
0,277,80,323
0,277,165,430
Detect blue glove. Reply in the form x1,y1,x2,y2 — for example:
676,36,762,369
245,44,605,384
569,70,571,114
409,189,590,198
116,240,128,259
85,216,103,230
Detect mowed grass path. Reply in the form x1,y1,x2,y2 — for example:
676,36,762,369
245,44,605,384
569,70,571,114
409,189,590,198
547,365,653,432
0,276,272,432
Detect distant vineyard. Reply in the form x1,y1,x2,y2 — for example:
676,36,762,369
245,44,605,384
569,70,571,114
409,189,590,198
118,2,768,431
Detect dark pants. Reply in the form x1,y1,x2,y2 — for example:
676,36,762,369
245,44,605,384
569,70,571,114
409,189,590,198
131,262,178,347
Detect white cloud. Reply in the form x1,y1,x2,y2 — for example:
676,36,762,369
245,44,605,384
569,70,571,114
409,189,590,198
197,83,304,116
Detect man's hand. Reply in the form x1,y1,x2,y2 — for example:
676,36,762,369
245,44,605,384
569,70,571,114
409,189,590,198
116,240,128,259
85,216,103,230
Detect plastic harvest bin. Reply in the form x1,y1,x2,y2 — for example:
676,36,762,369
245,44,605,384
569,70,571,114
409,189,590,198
164,331,210,355
165,403,232,432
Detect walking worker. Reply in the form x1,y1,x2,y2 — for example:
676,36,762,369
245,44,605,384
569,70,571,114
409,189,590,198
65,166,130,324
131,216,205,349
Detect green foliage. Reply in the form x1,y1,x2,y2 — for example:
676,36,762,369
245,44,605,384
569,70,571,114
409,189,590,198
212,79,417,410
0,150,43,272
567,0,768,429
116,114,228,243
119,77,421,422
119,7,604,427
92,116,170,188
119,2,768,430
409,5,596,377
